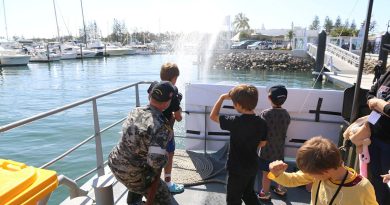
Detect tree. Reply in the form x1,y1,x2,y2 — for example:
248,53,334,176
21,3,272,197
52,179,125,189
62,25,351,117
344,19,350,28
330,27,355,37
334,16,342,28
233,13,250,32
309,15,320,30
350,20,357,30
323,16,333,33
287,30,295,49
110,19,128,44
360,19,377,34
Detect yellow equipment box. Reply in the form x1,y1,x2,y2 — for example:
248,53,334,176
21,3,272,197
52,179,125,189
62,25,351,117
0,159,58,205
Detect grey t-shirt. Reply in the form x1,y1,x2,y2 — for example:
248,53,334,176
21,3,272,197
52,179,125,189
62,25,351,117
260,108,290,161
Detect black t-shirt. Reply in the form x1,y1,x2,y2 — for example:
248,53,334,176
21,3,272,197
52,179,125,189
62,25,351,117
162,86,181,121
219,114,267,176
367,71,390,143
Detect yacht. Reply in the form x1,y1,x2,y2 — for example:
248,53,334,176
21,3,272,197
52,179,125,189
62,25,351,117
0,46,31,66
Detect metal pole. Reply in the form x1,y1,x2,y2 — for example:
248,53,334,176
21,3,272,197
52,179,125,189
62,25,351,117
92,99,105,176
80,0,87,47
204,106,207,155
2,0,8,40
350,0,374,123
52,0,61,43
135,84,140,107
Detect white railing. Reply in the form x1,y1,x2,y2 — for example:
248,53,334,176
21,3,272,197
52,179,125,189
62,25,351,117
307,43,317,59
307,43,360,68
326,43,360,68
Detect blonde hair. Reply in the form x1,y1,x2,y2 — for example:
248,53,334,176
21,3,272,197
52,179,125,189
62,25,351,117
160,62,180,81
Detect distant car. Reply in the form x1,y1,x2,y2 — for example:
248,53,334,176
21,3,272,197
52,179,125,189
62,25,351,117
231,40,257,49
247,41,266,50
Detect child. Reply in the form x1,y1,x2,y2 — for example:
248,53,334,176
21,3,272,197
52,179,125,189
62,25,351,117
258,85,290,201
148,62,184,193
210,84,268,205
268,136,378,205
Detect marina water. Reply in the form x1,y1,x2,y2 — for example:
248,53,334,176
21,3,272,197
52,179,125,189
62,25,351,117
0,54,342,204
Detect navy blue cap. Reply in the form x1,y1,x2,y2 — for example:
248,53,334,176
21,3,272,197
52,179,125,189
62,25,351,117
149,81,175,102
268,85,288,105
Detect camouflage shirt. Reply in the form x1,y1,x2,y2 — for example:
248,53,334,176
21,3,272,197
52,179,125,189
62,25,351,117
108,105,173,191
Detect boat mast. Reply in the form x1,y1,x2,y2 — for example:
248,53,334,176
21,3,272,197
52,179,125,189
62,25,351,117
2,0,9,40
52,0,61,43
350,0,374,123
80,0,87,47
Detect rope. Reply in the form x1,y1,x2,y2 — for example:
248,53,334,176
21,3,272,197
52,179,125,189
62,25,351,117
172,145,229,187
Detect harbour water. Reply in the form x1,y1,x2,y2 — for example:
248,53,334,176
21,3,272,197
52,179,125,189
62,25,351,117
0,54,342,203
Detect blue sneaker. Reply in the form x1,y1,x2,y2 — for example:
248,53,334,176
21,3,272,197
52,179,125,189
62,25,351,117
168,182,184,193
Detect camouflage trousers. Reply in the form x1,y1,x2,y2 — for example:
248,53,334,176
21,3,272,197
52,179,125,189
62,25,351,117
127,178,172,205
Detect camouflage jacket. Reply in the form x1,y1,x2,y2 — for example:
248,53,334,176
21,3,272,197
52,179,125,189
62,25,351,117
108,105,172,190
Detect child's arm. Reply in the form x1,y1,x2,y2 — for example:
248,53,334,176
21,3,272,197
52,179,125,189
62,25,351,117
269,160,288,177
174,109,182,122
268,160,313,187
210,93,230,123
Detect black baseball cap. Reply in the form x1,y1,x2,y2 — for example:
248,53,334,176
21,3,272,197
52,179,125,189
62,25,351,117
268,85,288,105
149,81,175,102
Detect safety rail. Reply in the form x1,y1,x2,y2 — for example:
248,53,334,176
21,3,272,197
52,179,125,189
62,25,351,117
0,81,153,203
0,81,346,204
307,43,360,68
326,43,360,67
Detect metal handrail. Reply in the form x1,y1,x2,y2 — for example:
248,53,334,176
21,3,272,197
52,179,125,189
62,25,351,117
0,81,153,204
0,81,151,133
40,117,126,169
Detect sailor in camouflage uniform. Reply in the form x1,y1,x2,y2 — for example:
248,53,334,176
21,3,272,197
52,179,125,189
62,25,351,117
108,81,175,205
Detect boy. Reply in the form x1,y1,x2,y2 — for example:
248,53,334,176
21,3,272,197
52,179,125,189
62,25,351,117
210,84,268,205
148,62,184,193
258,85,290,201
268,136,378,205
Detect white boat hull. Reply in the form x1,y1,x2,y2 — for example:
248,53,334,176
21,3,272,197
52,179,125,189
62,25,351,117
105,48,133,56
184,83,345,158
0,55,30,66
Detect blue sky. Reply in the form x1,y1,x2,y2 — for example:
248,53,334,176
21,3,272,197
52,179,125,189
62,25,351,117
0,0,388,39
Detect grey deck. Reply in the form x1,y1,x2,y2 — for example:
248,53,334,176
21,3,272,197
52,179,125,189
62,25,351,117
62,149,311,205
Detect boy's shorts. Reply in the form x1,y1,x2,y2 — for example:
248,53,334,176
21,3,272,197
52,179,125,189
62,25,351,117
166,137,175,153
258,158,272,172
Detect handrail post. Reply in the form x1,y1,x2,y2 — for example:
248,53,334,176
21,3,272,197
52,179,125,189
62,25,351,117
135,84,140,107
92,99,105,176
204,106,207,155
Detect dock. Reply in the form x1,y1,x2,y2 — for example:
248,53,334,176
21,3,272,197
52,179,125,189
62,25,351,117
324,72,374,90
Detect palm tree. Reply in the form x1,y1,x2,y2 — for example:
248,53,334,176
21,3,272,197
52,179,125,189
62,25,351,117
287,30,295,49
233,13,250,32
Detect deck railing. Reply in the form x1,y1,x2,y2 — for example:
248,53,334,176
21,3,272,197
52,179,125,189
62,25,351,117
0,81,153,203
0,81,347,204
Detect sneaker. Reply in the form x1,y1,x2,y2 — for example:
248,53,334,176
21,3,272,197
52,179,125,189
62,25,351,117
168,182,184,193
272,186,287,197
257,190,271,202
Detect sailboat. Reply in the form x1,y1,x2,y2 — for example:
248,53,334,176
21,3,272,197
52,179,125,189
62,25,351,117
0,0,31,66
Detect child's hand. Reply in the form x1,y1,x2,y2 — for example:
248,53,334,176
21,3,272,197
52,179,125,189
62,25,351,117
381,173,390,184
269,160,288,177
221,93,231,100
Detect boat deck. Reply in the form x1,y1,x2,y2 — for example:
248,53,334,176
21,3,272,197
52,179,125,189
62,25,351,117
62,148,311,205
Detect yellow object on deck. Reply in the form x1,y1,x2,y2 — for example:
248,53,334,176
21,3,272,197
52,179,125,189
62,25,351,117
0,159,58,205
